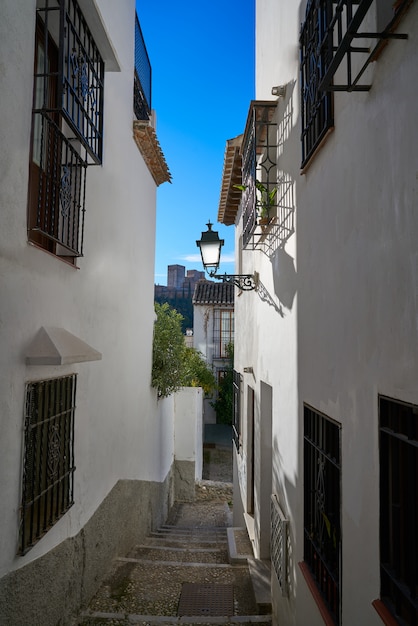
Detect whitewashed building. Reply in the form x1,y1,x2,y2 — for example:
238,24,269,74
0,1,172,624
218,1,418,625
193,280,234,423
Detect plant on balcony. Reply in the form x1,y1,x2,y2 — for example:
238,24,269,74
234,180,277,224
255,180,277,223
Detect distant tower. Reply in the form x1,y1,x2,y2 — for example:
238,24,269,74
167,264,185,289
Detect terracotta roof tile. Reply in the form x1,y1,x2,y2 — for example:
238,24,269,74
192,280,234,305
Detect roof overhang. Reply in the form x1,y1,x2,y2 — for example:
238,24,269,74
133,120,172,186
217,135,243,226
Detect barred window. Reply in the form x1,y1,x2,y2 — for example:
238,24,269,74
232,370,241,451
28,0,104,260
300,0,334,168
213,309,234,359
304,405,341,624
20,375,77,555
379,396,418,624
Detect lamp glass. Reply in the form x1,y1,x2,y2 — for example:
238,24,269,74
196,222,224,276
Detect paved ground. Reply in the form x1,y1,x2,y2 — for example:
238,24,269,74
75,437,271,626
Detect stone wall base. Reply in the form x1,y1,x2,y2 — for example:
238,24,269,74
174,459,196,501
0,470,176,626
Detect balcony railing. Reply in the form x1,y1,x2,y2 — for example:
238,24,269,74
134,14,151,120
241,102,278,248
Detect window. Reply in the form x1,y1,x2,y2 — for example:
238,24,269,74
20,374,77,555
300,0,334,168
304,405,341,624
213,309,234,359
379,396,418,624
27,1,104,260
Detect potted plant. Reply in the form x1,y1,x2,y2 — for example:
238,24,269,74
255,180,277,224
234,180,277,225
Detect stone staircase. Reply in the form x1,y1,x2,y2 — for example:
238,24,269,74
77,496,272,626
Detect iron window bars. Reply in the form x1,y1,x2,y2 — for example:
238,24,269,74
134,14,152,121
28,0,104,257
304,405,341,625
241,102,278,249
379,396,418,624
271,494,289,597
29,112,87,256
36,0,105,164
20,374,77,555
213,309,234,359
300,0,334,169
318,0,410,93
232,370,241,451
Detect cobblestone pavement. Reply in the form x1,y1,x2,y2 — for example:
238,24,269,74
76,450,271,626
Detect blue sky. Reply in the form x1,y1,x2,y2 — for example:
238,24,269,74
136,1,255,285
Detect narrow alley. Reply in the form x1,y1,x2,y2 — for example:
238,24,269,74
75,444,272,626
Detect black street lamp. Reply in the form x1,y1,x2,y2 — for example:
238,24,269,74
196,221,257,291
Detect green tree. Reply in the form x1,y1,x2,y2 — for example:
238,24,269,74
152,302,215,398
152,303,186,398
181,347,216,395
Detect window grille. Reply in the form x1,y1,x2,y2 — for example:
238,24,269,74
300,0,334,168
271,494,289,597
379,396,418,624
28,1,103,259
304,405,341,624
213,309,234,359
20,375,77,555
241,102,278,248
134,14,151,120
29,113,87,256
35,0,104,164
232,370,241,450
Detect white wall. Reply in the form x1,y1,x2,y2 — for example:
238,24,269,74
0,0,164,578
174,387,203,480
235,1,418,625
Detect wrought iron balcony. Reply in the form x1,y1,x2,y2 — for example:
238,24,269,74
134,14,152,120
241,101,278,248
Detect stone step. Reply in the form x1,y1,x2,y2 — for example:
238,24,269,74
156,525,228,536
85,558,258,619
146,534,227,549
126,544,229,564
79,610,272,625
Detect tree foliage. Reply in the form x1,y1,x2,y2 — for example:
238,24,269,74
152,302,215,398
181,347,216,394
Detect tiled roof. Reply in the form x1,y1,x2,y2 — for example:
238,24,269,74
193,280,234,305
217,135,243,225
133,120,172,186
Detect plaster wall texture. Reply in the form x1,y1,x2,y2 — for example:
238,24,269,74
0,0,169,595
0,475,174,626
174,387,203,480
233,1,418,625
193,304,220,423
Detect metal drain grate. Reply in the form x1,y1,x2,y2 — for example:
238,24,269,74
177,583,234,616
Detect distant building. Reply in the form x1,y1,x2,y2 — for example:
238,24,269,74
155,265,205,332
168,264,185,289
193,280,234,424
